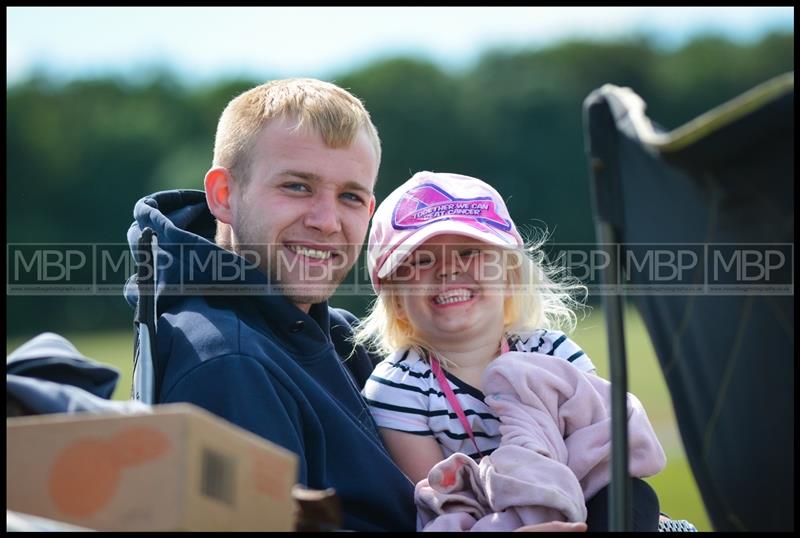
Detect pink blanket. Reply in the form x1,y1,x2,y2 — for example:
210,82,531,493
415,352,666,531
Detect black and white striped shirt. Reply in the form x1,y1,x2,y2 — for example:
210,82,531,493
362,329,596,460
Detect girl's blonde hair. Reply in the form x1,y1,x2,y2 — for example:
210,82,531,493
352,230,588,367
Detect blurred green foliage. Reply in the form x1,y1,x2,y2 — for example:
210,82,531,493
6,33,793,337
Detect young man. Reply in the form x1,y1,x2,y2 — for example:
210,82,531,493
124,78,416,531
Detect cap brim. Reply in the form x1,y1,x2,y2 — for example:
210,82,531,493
376,220,519,280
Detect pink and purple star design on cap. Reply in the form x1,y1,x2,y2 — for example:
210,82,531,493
391,183,513,235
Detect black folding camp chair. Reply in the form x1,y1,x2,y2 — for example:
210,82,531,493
583,73,793,531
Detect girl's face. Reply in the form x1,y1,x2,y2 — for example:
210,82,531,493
388,233,509,348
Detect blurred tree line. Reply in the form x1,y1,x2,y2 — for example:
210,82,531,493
6,33,793,338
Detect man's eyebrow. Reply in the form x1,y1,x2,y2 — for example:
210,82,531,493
280,170,321,182
279,170,374,196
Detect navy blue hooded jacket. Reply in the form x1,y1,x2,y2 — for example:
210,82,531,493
124,190,416,532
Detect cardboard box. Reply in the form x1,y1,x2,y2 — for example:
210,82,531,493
6,403,299,531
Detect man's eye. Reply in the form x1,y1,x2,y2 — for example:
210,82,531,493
284,183,311,192
340,192,365,204
459,248,480,258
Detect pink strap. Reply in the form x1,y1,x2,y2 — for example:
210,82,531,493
430,356,483,457
429,337,512,459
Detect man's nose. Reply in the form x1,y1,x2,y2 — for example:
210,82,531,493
304,192,342,235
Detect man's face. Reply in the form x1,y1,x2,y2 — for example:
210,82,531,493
231,116,377,307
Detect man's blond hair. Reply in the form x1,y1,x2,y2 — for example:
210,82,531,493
212,78,381,246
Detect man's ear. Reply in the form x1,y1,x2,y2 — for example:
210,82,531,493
368,195,376,218
205,166,235,224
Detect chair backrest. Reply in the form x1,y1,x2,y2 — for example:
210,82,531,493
582,73,794,532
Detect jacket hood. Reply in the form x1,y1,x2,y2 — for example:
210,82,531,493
123,189,274,311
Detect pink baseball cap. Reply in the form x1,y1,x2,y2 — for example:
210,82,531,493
367,171,524,291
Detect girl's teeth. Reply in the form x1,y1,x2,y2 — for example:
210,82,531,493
433,290,473,305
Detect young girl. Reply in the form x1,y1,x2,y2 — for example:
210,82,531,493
356,171,666,531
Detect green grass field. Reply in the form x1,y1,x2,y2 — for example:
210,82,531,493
7,306,711,530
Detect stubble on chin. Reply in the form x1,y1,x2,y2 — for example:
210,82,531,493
271,252,355,305
277,276,343,305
